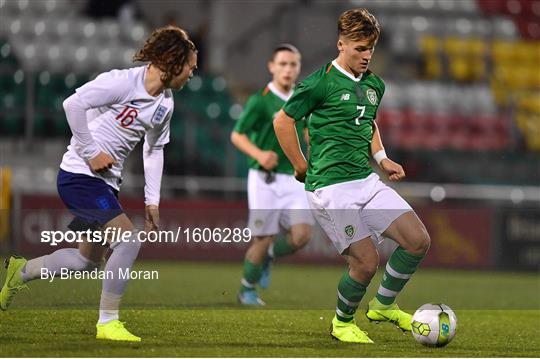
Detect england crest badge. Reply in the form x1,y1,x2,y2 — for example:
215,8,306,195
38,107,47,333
152,105,168,125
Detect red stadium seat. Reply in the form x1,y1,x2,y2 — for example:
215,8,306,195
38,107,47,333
516,18,540,39
477,0,507,14
422,115,450,150
447,116,470,150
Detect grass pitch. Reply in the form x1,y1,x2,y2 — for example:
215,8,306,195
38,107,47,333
0,261,538,357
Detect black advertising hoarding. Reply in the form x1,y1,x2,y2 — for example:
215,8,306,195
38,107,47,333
498,208,540,270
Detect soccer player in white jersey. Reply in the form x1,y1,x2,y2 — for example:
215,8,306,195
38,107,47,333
231,44,314,306
0,26,197,342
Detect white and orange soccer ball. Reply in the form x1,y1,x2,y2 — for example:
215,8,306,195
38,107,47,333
411,303,458,347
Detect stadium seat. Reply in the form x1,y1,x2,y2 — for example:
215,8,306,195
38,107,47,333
31,111,48,136
52,112,70,135
492,17,519,39
448,56,470,82
419,113,447,150
492,40,517,65
470,58,486,81
473,18,493,37
0,41,19,69
36,72,55,108
519,94,540,114
0,72,25,104
420,34,440,55
53,18,77,39
518,19,540,39
0,112,24,136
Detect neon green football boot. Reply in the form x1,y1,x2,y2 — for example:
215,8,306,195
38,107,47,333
365,297,412,332
0,256,28,311
330,315,374,343
96,320,141,342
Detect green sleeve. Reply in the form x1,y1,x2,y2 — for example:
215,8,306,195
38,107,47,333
233,95,262,134
372,77,385,121
283,72,326,122
375,78,385,104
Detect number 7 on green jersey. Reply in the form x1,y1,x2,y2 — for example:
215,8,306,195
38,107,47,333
355,105,366,125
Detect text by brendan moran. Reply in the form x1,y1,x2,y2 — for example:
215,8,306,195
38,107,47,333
40,268,159,282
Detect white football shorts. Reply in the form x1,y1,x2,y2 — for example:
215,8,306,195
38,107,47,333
247,169,314,237
306,173,412,254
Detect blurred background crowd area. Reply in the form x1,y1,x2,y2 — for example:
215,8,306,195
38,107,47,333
0,0,539,196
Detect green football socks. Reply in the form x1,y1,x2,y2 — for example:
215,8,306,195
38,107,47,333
240,260,262,292
269,237,296,259
336,271,368,323
375,246,424,305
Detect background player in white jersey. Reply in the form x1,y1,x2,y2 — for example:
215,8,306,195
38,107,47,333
231,44,314,306
0,26,197,342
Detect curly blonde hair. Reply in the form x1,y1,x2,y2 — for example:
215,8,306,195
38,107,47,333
133,25,197,85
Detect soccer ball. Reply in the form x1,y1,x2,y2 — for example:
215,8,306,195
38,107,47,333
411,303,457,347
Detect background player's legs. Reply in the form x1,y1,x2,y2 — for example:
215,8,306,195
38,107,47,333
335,238,378,322
268,223,310,260
260,223,311,289
374,211,430,306
99,213,141,324
240,236,272,294
239,204,280,304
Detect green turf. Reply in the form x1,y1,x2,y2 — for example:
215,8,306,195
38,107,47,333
0,261,539,357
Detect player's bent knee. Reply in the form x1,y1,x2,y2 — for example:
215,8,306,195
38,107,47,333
420,231,431,254
110,231,143,254
251,236,273,248
349,263,377,282
408,229,431,256
291,233,310,249
348,254,379,281
290,224,312,250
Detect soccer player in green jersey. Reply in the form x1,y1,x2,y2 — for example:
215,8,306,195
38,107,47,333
231,44,314,306
274,9,430,343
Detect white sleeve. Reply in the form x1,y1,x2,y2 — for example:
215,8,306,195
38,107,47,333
146,110,172,147
63,70,132,160
75,70,132,109
63,93,100,160
143,140,164,206
142,110,172,206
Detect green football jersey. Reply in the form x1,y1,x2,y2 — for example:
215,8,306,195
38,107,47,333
233,83,305,175
283,60,385,191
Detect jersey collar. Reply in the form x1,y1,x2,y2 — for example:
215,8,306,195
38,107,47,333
268,82,293,101
331,60,363,82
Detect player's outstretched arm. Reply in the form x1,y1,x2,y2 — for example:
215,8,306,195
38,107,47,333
230,131,278,171
273,109,307,182
371,122,405,182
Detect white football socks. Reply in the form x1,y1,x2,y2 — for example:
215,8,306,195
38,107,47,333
98,233,141,324
21,248,98,282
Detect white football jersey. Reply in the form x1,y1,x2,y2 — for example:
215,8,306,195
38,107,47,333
60,65,173,190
